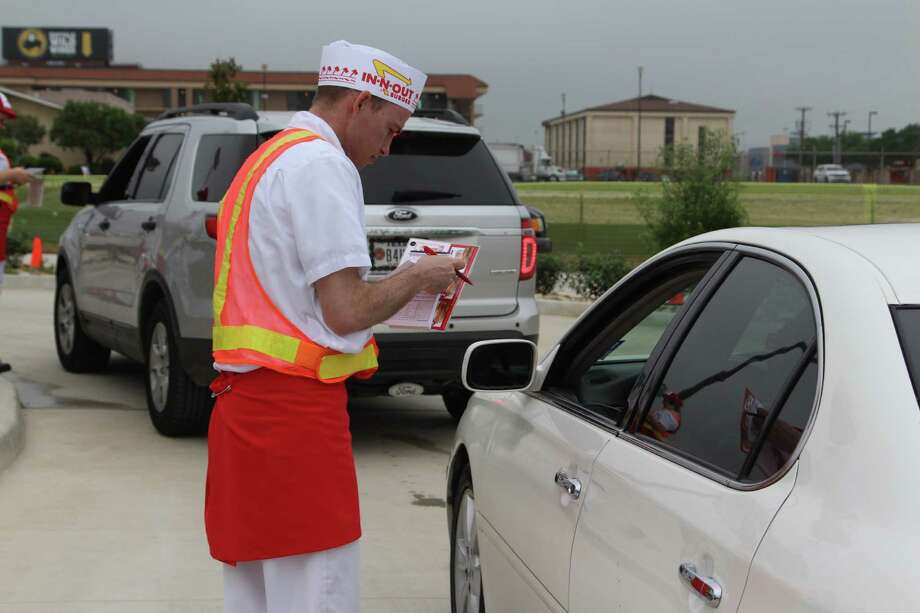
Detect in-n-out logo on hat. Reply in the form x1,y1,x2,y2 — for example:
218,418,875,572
318,40,427,113
0,93,16,119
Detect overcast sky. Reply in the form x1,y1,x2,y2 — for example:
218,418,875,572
6,0,919,148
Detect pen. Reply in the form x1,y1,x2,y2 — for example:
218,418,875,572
422,245,474,286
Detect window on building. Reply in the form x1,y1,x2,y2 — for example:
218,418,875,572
286,91,314,111
177,88,187,107
665,117,675,146
419,92,447,110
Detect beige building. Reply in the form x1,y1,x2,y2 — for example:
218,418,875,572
542,94,735,179
0,85,87,167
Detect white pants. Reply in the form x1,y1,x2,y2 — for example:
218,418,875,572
223,540,360,613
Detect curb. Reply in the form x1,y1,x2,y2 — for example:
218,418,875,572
0,375,23,474
3,274,55,290
536,297,592,318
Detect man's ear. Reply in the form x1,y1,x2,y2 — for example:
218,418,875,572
351,90,373,115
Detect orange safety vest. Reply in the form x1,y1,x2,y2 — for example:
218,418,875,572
211,128,379,383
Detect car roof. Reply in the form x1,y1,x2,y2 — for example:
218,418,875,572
146,111,481,137
683,224,920,304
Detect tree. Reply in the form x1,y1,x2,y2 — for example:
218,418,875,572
0,115,46,157
50,101,146,169
203,57,250,103
634,132,747,250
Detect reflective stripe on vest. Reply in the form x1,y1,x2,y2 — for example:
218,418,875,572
211,128,379,382
0,189,17,213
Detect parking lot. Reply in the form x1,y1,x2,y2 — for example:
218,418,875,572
0,286,574,613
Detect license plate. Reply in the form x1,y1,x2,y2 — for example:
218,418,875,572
371,241,406,271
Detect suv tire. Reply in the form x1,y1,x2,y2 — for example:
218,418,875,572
54,272,111,372
450,466,485,613
144,300,213,436
443,386,473,421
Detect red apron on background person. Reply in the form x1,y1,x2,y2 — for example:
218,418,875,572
0,148,18,263
206,128,379,565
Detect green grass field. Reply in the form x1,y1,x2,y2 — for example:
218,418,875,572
516,181,920,263
9,175,106,251
9,177,920,264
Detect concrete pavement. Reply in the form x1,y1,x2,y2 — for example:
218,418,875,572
0,287,578,612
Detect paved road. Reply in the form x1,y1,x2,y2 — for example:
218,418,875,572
0,288,576,613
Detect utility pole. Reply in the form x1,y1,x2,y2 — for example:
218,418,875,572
260,64,268,109
561,93,566,117
637,66,643,180
828,110,847,164
796,106,811,179
867,110,878,139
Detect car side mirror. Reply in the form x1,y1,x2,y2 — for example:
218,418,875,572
61,181,97,206
462,340,537,392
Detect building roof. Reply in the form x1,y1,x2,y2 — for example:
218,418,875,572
30,88,133,112
0,85,62,111
544,94,735,124
0,65,488,99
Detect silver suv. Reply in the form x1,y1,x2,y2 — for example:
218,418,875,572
55,103,540,436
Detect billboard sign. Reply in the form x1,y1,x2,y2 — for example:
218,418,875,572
2,27,112,64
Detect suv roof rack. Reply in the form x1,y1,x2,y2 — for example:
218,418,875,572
412,108,469,126
156,103,259,122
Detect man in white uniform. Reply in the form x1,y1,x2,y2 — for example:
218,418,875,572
207,41,464,613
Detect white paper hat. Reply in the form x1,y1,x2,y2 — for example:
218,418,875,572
318,40,427,113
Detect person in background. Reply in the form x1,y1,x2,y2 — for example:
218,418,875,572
0,92,34,373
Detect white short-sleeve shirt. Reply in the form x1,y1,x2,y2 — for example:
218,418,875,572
214,112,372,373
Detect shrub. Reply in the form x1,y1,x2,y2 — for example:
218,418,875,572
536,254,565,295
19,153,63,174
634,131,746,250
568,252,630,300
5,231,29,271
92,157,116,174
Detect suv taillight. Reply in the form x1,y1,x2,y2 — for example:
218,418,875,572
520,219,538,280
205,214,218,239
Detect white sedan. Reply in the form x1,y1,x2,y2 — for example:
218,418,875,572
447,224,920,613
814,164,852,183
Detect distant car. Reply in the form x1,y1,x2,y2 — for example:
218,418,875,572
814,164,851,183
447,224,920,613
564,169,583,181
596,168,626,181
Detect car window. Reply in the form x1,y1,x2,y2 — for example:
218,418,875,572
133,133,184,201
893,307,920,405
638,257,817,480
97,135,152,203
192,133,258,202
359,132,516,205
573,278,703,423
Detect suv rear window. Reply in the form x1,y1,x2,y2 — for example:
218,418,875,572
894,307,920,404
359,132,516,205
192,134,258,202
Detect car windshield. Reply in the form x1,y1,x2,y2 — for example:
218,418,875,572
894,308,920,405
826,165,844,171
360,131,516,205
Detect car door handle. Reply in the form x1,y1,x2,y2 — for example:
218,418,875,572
97,219,110,231
141,219,157,232
554,470,582,499
679,563,722,608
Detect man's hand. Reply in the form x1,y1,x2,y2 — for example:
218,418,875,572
315,255,467,337
1,167,34,185
412,255,466,294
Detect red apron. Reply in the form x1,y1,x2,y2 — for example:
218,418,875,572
205,368,361,565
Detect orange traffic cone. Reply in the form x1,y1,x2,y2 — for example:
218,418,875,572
30,236,43,269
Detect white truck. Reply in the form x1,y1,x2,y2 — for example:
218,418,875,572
488,143,567,182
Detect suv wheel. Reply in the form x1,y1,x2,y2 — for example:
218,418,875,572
451,466,485,613
54,273,110,372
443,386,473,421
144,300,212,436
